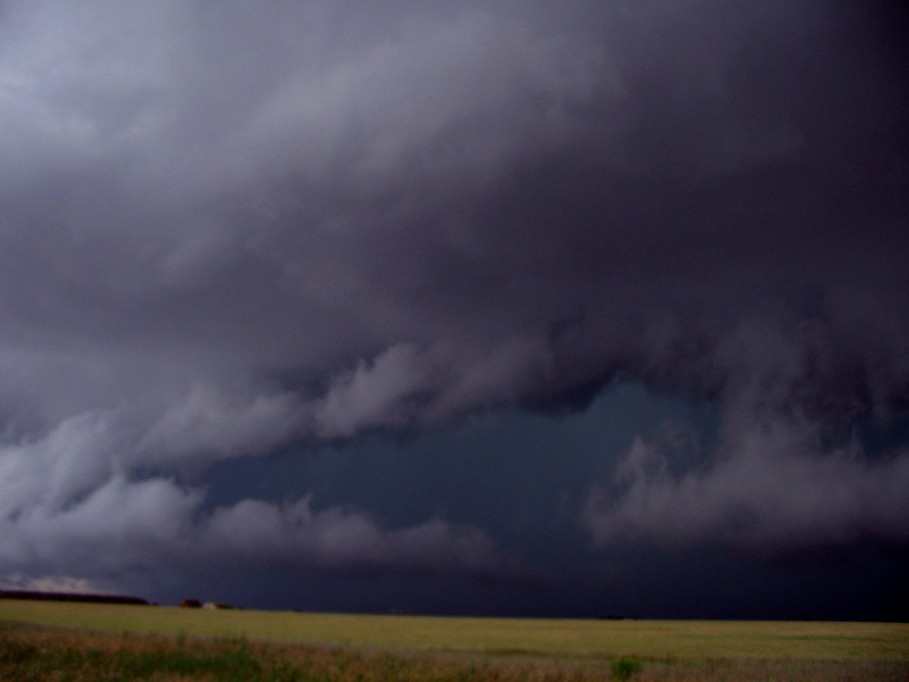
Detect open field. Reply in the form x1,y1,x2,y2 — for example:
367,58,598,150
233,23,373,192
1,599,908,680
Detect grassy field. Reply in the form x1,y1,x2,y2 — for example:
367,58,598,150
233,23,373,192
1,599,907,680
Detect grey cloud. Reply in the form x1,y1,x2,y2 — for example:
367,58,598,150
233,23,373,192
584,316,909,553
314,343,432,438
135,383,305,467
584,432,909,553
0,475,202,574
0,411,122,517
201,498,506,576
312,335,558,436
0,470,507,580
0,573,101,594
0,0,906,586
0,390,513,581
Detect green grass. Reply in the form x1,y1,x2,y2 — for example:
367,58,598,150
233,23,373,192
0,600,906,660
1,599,908,680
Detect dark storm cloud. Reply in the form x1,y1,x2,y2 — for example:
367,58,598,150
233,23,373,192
0,0,907,588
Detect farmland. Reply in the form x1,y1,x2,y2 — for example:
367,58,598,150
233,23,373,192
1,599,907,680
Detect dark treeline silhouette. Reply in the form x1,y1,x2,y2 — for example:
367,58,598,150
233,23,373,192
0,590,149,605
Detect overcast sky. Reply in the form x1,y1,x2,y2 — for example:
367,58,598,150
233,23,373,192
1,0,907,619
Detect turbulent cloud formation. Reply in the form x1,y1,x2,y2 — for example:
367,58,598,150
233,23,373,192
0,461,505,580
0,0,907,606
585,317,909,552
585,421,909,553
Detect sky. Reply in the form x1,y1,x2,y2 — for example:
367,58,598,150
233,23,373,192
0,0,907,620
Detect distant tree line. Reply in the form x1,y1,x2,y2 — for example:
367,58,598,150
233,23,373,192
0,590,149,605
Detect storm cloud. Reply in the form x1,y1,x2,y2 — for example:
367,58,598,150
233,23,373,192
0,1,907,612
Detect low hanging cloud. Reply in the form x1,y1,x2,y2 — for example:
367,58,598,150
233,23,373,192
585,317,909,552
0,371,513,585
0,471,507,581
314,343,433,438
200,498,506,576
584,428,909,554
135,383,305,467
0,0,907,588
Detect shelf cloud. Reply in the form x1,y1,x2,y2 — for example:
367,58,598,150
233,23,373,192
0,0,906,614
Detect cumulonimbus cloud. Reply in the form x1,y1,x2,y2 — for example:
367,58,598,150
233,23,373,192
0,0,906,587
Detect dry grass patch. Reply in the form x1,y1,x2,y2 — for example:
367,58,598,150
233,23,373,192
2,601,908,680
2,621,909,681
